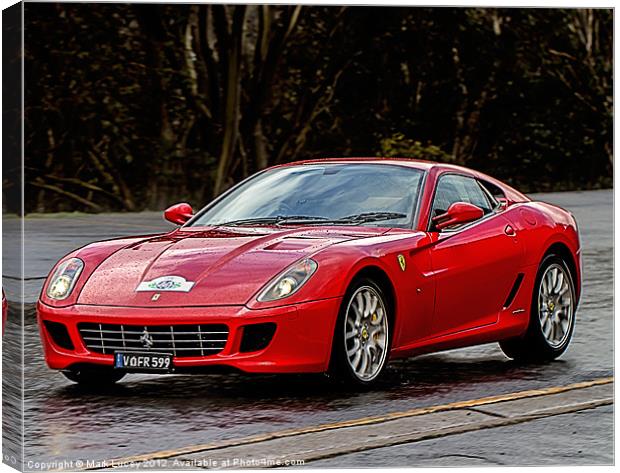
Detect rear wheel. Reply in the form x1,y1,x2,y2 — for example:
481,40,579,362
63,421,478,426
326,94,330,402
62,366,126,386
500,254,576,361
329,279,390,386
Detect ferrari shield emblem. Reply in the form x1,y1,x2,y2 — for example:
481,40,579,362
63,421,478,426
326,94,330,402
136,275,195,293
397,254,406,272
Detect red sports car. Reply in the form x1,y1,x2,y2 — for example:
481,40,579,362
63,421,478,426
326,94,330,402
37,159,581,386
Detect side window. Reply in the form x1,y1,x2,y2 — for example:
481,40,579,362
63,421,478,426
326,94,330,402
479,179,505,204
430,174,493,223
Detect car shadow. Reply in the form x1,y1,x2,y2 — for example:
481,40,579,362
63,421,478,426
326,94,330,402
51,348,572,403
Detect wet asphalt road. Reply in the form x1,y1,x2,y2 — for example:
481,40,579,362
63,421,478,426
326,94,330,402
1,190,613,468
306,404,614,467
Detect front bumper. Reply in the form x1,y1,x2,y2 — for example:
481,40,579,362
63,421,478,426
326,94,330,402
37,298,342,374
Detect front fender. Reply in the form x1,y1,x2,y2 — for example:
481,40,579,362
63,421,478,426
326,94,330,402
39,233,168,307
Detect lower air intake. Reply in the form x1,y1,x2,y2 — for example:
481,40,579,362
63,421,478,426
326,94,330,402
240,323,277,353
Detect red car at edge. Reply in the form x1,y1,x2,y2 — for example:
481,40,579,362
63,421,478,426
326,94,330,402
37,159,581,386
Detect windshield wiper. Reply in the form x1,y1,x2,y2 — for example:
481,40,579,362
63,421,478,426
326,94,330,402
279,212,408,226
276,216,332,225
338,212,407,224
217,212,407,227
216,215,329,227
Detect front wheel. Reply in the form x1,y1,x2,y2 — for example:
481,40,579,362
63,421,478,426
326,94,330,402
500,254,576,361
329,279,391,386
62,366,126,386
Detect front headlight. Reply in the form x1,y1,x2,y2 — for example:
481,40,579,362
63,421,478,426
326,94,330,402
46,258,84,300
258,258,318,302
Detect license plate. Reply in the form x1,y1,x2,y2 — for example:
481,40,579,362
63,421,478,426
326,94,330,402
114,352,173,372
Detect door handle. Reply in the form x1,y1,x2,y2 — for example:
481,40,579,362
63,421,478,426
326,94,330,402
504,225,516,236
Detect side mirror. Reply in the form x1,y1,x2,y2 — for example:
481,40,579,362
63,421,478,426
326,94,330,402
432,202,484,231
164,203,194,225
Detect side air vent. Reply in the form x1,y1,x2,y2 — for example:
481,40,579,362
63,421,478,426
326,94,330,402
503,273,524,309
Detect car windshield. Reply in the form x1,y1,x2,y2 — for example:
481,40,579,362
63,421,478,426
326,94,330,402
189,163,425,228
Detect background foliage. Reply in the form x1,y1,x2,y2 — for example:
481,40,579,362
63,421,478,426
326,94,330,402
15,4,612,213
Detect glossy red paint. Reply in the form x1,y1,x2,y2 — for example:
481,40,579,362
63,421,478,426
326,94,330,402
37,158,581,376
38,298,340,373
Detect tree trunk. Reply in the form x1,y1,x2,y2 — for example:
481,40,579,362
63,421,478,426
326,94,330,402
213,6,247,196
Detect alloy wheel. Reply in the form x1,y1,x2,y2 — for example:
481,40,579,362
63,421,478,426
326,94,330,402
538,263,574,349
343,286,389,381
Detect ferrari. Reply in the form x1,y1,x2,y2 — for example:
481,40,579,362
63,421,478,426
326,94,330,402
37,158,581,386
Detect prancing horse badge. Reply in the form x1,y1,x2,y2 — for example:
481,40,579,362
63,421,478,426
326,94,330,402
397,254,406,271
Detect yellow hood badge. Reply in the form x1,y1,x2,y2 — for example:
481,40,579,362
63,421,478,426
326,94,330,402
397,254,406,271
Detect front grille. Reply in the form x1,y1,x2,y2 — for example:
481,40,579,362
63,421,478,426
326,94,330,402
78,323,229,357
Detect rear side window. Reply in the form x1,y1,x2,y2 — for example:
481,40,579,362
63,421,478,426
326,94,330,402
431,174,494,220
479,180,506,202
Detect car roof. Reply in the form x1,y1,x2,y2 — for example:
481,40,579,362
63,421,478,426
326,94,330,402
278,157,530,204
279,157,470,173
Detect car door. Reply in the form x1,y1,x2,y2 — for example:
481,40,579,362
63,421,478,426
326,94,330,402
428,173,524,337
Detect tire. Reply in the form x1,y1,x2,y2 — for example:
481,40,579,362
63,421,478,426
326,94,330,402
329,278,391,386
61,366,126,386
499,253,576,362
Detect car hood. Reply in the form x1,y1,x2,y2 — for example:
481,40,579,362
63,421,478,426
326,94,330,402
77,226,388,307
